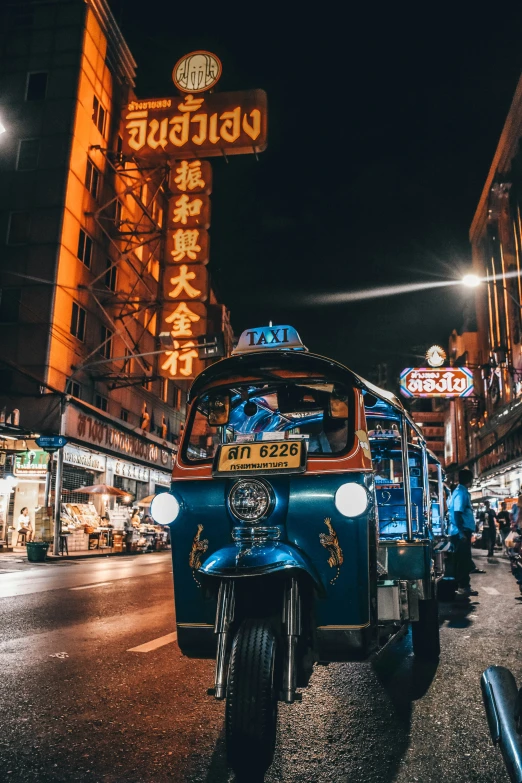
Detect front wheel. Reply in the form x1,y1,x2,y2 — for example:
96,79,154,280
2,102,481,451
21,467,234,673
226,619,278,777
412,596,440,660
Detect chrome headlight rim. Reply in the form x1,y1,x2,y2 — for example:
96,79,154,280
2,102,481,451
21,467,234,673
228,478,275,523
334,482,370,518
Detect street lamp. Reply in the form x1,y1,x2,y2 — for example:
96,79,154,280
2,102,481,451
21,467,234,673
462,274,481,288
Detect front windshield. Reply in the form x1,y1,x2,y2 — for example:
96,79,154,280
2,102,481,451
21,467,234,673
184,380,353,462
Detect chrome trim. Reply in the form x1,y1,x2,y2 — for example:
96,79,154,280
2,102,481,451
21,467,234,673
231,526,281,542
227,477,275,523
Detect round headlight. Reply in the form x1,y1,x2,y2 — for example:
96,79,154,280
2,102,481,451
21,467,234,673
334,483,369,517
229,479,273,522
150,492,180,525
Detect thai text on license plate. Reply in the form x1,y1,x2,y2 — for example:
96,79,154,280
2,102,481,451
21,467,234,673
213,440,306,476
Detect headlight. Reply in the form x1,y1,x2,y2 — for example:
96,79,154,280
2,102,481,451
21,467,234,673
334,483,369,517
229,479,273,522
150,492,180,525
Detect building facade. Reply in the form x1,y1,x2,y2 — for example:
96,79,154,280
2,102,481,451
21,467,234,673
444,73,522,503
0,0,233,549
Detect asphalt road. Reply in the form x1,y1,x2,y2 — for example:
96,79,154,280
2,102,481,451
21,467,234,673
0,547,518,782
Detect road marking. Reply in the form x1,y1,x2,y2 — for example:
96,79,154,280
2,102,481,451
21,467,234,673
70,582,112,591
127,631,177,653
482,586,500,595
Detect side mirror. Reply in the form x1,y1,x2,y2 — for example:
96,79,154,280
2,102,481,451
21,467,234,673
329,388,348,419
208,393,230,426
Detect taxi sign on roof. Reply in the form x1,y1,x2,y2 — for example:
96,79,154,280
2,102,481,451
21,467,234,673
232,325,307,355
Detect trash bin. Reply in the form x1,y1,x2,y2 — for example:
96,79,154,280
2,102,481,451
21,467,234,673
26,542,49,563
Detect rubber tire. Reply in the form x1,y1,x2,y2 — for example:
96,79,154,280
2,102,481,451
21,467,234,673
412,596,440,660
226,619,278,777
437,576,456,602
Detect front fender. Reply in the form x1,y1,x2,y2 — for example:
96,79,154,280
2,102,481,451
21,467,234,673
199,541,325,595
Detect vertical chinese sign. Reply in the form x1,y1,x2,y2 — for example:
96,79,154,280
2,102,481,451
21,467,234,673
121,51,268,380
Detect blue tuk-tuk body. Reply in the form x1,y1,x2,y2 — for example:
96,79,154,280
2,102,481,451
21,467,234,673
151,325,442,777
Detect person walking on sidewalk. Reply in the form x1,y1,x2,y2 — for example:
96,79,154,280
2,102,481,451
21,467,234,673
482,500,498,559
448,469,478,596
497,501,512,556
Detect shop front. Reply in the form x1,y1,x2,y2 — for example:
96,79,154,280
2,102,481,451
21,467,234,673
56,401,175,556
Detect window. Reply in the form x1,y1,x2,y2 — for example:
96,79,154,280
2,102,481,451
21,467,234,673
161,378,169,403
146,255,160,281
9,5,34,28
85,160,100,199
77,228,93,268
70,302,86,341
139,182,148,204
120,408,129,422
122,349,134,373
26,72,47,101
66,380,82,398
99,325,113,359
17,139,40,171
105,259,117,291
145,309,157,336
94,394,108,412
0,288,21,323
142,378,152,392
114,199,122,226
7,212,31,244
92,95,106,136
172,385,181,409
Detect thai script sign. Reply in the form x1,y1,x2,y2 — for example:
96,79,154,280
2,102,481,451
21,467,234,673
114,460,149,482
62,445,106,472
173,51,222,94
64,406,172,469
123,90,267,159
14,450,49,477
400,367,474,398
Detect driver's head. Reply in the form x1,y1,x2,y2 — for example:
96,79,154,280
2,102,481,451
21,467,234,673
458,469,473,488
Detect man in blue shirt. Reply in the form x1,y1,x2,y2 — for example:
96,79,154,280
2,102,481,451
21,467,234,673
448,468,478,596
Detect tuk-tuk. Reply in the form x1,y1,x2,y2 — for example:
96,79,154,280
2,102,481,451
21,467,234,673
150,325,441,777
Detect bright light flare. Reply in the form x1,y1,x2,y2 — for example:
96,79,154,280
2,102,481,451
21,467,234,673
462,274,481,288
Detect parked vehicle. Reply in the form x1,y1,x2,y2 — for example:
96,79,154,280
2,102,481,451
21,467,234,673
482,665,522,783
151,325,442,778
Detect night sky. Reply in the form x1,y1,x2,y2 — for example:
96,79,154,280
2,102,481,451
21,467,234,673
109,3,521,389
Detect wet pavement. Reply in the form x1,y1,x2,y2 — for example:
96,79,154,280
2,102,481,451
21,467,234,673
0,548,518,782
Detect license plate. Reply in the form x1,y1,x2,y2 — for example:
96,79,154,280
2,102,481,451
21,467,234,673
213,440,306,476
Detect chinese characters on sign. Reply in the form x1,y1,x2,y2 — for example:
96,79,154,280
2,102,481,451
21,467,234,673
123,90,267,159
159,158,212,379
400,368,474,398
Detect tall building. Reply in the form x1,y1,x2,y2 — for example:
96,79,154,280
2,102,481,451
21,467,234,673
455,73,522,501
0,0,232,549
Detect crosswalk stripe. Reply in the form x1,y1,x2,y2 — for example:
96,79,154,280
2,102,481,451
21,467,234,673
482,586,500,595
127,631,178,653
70,582,112,591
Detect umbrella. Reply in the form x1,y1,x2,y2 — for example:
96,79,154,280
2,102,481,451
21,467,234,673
137,495,155,507
71,484,129,497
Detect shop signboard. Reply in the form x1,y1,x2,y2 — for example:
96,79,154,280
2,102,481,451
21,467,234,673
14,450,49,477
122,90,267,160
170,160,212,194
168,193,211,229
64,405,173,470
400,367,474,398
62,445,106,472
114,460,149,483
151,469,171,487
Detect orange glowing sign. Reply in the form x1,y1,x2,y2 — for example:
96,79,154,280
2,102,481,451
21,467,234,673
170,160,212,194
165,227,209,264
163,264,209,302
123,90,267,159
158,301,207,380
169,193,211,229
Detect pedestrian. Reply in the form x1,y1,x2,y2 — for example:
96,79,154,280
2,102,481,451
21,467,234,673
497,501,512,556
448,469,478,596
17,506,33,544
482,500,498,559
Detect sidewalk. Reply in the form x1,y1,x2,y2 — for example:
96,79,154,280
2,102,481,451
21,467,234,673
0,546,170,563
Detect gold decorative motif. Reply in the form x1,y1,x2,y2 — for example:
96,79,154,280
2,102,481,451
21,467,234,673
319,517,344,584
355,429,372,464
189,524,208,570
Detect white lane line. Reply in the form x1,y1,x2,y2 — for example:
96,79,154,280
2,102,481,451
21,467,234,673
482,586,500,595
70,582,113,591
127,631,177,653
